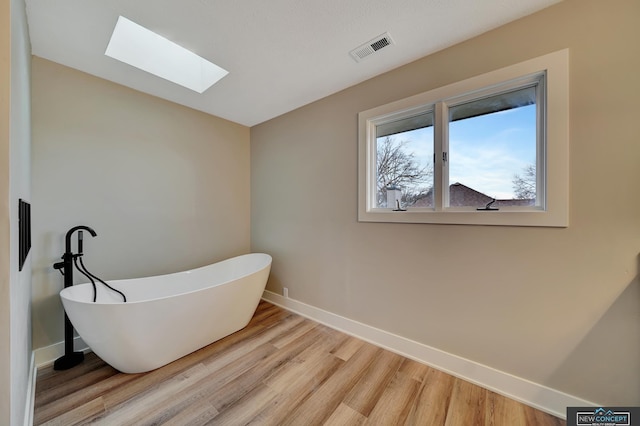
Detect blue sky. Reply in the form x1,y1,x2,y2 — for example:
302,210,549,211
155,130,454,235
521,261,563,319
384,104,536,199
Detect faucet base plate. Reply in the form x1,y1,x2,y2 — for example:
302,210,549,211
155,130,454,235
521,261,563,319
53,351,85,371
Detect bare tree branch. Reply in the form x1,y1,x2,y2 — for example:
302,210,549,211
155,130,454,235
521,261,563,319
376,137,432,207
512,164,536,199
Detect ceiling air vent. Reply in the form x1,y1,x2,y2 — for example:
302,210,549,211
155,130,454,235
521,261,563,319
349,32,394,63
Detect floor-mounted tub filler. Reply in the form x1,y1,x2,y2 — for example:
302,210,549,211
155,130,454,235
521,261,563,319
60,253,272,373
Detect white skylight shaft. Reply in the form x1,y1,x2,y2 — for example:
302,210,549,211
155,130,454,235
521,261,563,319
105,16,228,93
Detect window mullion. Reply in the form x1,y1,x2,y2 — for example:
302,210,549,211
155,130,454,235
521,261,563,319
367,120,379,212
536,75,547,210
433,101,448,211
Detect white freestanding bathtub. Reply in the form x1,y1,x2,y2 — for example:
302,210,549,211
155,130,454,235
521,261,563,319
60,253,271,373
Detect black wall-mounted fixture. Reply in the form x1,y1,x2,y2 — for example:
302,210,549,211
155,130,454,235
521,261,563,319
18,199,31,271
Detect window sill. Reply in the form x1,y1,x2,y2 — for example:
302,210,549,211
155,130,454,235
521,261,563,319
358,208,568,227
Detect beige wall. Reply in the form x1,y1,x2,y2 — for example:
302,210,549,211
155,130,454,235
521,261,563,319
251,0,640,405
2,0,32,424
10,0,32,422
31,57,251,349
0,0,11,421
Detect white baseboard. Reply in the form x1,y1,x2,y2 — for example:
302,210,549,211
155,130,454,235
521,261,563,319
24,352,35,426
262,290,597,420
33,336,90,368
29,338,91,425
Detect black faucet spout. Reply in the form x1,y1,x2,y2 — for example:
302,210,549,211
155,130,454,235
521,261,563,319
62,225,97,287
65,225,97,254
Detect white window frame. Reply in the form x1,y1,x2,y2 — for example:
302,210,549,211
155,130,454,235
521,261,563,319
358,49,569,227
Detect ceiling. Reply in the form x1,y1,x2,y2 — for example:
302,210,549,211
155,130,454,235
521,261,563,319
25,0,562,127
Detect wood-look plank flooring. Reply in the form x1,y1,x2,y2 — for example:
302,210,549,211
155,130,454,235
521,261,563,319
34,301,566,425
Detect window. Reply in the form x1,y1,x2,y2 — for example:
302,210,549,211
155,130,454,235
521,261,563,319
358,49,569,227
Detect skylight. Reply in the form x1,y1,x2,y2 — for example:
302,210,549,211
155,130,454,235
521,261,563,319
105,16,228,93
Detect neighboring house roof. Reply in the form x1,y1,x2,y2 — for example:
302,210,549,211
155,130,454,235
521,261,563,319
411,182,534,208
449,182,493,207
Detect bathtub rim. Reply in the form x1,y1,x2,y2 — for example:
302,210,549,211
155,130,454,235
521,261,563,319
60,252,272,306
